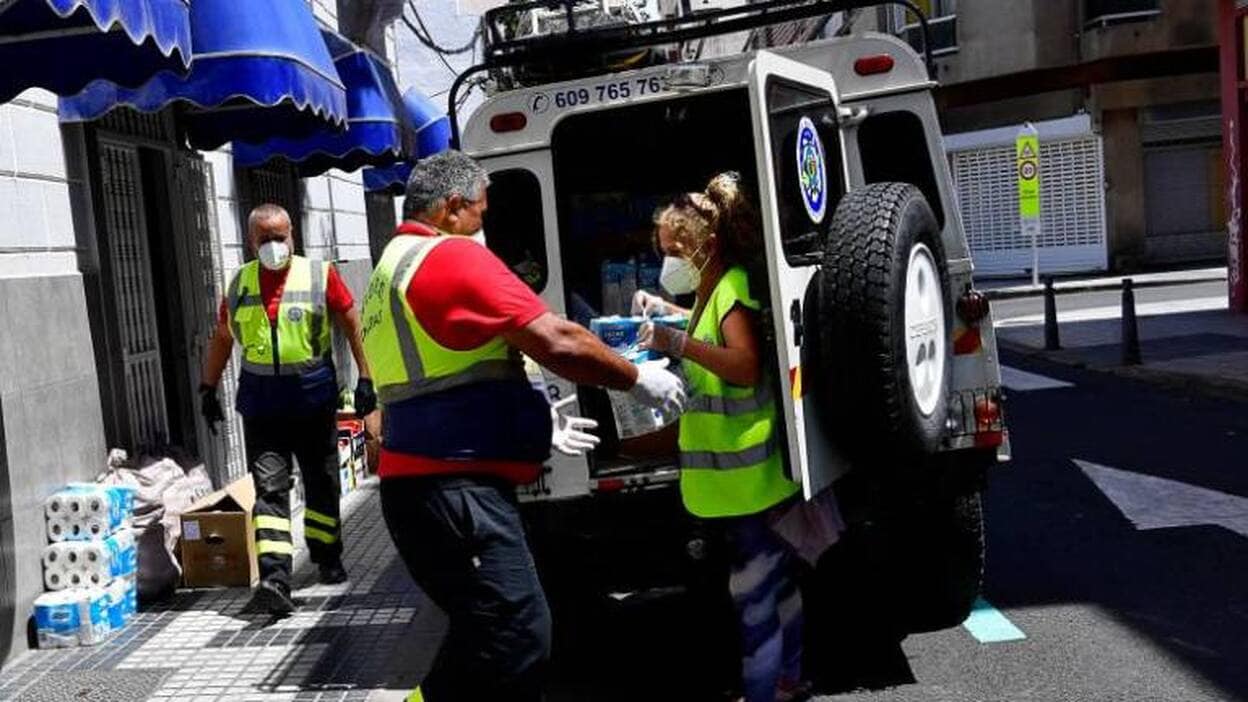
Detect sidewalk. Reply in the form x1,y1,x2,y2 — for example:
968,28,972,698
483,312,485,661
981,266,1227,300
0,479,444,702
995,307,1248,401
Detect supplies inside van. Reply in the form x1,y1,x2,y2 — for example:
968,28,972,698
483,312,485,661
590,314,688,439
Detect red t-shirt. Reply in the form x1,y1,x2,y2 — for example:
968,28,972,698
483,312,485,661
379,222,549,483
218,261,354,326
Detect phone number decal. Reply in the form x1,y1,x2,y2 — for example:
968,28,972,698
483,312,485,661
529,77,665,114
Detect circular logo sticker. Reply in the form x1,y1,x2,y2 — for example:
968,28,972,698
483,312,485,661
531,93,551,115
1019,160,1038,180
287,307,304,323
796,116,827,224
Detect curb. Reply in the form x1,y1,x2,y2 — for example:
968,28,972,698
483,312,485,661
998,338,1248,404
982,273,1227,301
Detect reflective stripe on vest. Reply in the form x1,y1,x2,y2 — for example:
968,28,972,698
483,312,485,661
362,234,524,406
227,257,331,377
677,266,799,519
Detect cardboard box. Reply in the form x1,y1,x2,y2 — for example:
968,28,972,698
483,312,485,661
178,475,258,588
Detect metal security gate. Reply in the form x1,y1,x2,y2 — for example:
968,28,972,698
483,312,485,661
96,142,170,449
237,162,304,253
173,155,247,487
948,122,1108,277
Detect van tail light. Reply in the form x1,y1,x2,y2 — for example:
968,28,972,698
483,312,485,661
594,478,625,493
854,55,895,76
974,395,1004,448
957,290,990,324
490,112,527,133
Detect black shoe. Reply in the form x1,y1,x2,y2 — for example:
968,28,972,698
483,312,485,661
251,580,296,616
318,561,348,585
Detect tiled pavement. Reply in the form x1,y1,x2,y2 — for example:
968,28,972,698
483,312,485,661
0,479,446,702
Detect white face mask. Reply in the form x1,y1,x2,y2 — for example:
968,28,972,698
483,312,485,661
257,240,291,271
659,242,708,296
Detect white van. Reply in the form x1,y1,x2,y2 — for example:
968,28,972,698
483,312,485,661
458,2,1009,637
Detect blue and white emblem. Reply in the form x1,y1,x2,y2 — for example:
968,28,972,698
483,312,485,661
287,307,304,323
796,116,827,224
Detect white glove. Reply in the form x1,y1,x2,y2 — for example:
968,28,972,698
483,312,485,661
638,321,688,359
631,290,671,318
550,395,600,456
628,358,686,415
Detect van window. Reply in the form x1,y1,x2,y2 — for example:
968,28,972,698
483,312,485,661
483,169,548,292
764,77,844,265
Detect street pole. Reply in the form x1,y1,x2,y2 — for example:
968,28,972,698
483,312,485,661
1017,122,1042,288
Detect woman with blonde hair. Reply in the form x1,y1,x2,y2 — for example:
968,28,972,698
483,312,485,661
634,172,808,702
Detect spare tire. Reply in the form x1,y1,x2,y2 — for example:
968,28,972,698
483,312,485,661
818,182,951,461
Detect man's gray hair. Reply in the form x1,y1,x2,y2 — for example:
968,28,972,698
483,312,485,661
402,150,489,221
247,203,291,233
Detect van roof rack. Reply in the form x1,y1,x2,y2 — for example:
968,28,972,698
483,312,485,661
449,0,934,146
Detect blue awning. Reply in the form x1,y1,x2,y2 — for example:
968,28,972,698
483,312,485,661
0,0,191,104
232,31,413,178
58,0,347,151
362,89,451,195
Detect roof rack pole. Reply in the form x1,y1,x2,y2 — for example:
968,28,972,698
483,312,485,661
454,0,934,146
447,63,491,149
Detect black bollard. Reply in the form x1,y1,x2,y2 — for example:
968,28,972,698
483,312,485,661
1043,276,1061,351
1121,278,1141,366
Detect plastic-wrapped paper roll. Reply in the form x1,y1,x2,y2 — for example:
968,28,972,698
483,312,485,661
106,580,128,630
63,493,87,518
76,588,111,645
42,543,71,570
81,491,108,518
44,493,68,520
43,568,69,591
46,514,72,543
79,515,109,540
34,591,81,648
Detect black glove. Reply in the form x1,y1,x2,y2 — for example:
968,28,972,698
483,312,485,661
199,383,225,433
354,377,377,417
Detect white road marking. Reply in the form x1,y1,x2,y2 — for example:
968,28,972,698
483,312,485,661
1000,365,1074,391
1075,459,1248,538
994,296,1228,328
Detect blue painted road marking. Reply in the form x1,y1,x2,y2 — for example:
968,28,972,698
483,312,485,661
962,597,1026,643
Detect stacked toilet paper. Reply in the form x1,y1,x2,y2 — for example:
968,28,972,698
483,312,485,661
42,530,137,590
45,484,135,542
35,482,139,648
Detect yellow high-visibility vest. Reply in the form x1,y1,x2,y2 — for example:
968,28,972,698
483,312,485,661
679,266,800,519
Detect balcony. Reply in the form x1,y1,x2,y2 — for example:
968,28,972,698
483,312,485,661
902,13,958,57
1084,0,1161,29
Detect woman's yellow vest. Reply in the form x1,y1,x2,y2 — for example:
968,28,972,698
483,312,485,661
679,266,800,519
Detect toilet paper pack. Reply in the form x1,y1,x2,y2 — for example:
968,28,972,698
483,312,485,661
34,591,81,648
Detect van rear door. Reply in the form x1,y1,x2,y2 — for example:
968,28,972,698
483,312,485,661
747,50,852,499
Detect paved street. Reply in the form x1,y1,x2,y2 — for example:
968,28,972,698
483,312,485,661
819,349,1248,701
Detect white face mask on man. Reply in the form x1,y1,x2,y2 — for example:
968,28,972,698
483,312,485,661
659,242,708,296
257,240,292,271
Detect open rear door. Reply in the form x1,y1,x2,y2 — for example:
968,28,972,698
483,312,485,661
748,50,851,499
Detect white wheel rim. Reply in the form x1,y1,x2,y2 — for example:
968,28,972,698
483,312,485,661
904,243,946,417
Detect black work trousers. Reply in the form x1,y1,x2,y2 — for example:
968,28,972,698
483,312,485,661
380,475,551,702
244,404,343,587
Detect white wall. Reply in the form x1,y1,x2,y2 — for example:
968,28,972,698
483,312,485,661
0,90,79,278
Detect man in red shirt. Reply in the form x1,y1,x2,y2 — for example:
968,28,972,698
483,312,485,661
200,204,375,615
364,151,684,701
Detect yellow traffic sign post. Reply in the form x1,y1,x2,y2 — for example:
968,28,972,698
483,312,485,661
1017,122,1042,286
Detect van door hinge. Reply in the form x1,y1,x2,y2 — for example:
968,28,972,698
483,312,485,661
790,299,804,347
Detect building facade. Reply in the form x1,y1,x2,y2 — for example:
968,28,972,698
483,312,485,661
887,0,1222,274
0,0,402,666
